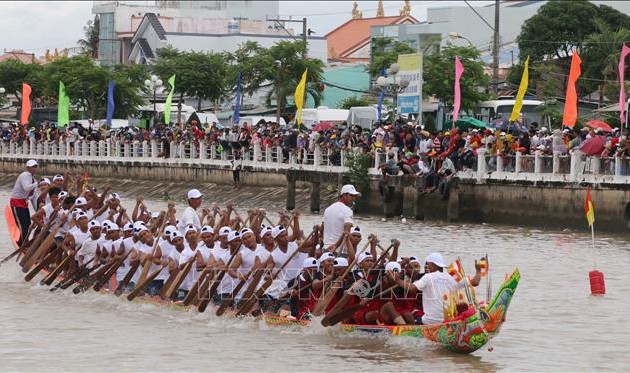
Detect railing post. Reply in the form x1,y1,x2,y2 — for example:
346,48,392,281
314,145,322,166
265,147,272,163
590,156,601,175
199,142,207,160
615,156,623,177
89,141,96,157
211,144,217,159
253,143,261,163
142,141,149,158
476,148,487,177
124,142,131,158
570,150,583,180
29,140,35,155
496,154,504,172
515,151,523,173
534,150,542,174
553,151,560,174
150,140,158,158
99,141,106,157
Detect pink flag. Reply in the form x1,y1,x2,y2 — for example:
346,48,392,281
619,44,630,126
453,56,464,126
20,83,32,126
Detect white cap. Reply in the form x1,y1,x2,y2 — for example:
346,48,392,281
102,220,113,230
109,193,120,201
133,221,146,230
108,223,120,231
171,231,183,240
340,184,361,196
261,226,273,237
59,191,68,199
302,257,318,269
151,212,160,219
409,256,421,265
358,251,373,264
385,261,401,272
39,178,51,185
227,230,241,242
76,211,88,220
184,225,197,236
75,197,88,206
219,226,231,236
88,220,101,229
53,174,64,181
424,252,446,268
271,225,286,239
240,228,254,237
123,223,134,231
26,159,38,168
164,225,177,236
333,257,349,268
137,226,149,234
201,225,215,234
187,189,203,199
318,252,335,264
350,226,361,236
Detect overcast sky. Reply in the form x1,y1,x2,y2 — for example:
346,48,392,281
0,1,490,56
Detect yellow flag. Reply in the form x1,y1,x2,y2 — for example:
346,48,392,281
509,56,529,123
294,68,308,127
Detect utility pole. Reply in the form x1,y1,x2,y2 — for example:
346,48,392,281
492,0,500,94
302,17,308,60
266,17,309,60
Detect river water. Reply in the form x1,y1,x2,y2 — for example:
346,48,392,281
1,188,629,372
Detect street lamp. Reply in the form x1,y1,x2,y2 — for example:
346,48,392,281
144,75,163,127
448,31,474,48
0,87,5,107
376,63,410,122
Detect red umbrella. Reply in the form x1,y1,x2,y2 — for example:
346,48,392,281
311,121,334,132
586,120,613,133
580,135,606,156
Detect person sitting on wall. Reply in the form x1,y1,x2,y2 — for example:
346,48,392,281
379,152,400,181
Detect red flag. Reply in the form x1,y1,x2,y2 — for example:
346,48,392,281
20,83,32,126
562,52,581,128
585,188,595,227
453,56,464,125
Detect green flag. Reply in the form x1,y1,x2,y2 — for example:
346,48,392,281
164,75,176,125
57,81,70,127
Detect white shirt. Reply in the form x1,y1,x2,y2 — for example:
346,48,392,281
178,206,201,234
254,244,273,264
116,237,136,281
323,201,353,248
11,171,37,201
270,241,305,282
42,203,56,225
413,271,458,324
78,236,100,266
69,226,90,250
178,244,198,290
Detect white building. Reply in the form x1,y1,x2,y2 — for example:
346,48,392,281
126,13,326,65
92,0,299,65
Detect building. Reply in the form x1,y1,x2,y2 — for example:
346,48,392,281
326,15,418,63
127,12,326,65
92,0,282,66
0,50,39,64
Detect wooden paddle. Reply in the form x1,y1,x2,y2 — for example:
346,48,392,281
159,266,180,299
1,223,35,265
236,230,316,317
197,249,240,313
49,258,94,292
163,260,194,301
215,267,255,316
114,260,141,296
127,264,168,301
19,216,57,269
24,247,59,282
321,243,394,327
41,254,72,286
181,266,212,306
93,253,129,292
325,285,402,327
72,260,118,294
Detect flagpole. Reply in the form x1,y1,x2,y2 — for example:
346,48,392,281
591,223,597,268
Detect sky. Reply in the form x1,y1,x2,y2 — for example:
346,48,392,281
0,1,491,56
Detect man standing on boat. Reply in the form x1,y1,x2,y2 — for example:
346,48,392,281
178,189,203,234
322,184,361,257
10,159,39,246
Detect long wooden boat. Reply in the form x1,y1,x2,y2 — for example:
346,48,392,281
4,207,518,354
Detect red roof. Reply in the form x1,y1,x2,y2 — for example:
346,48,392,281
326,16,418,62
0,50,38,64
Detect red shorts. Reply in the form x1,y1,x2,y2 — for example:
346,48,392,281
353,298,384,324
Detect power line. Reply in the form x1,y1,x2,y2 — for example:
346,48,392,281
463,0,494,31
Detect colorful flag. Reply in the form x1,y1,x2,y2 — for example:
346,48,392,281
164,75,176,125
106,80,115,128
509,56,529,123
619,44,630,126
562,52,582,128
453,56,464,126
294,68,308,128
20,83,32,126
585,188,595,227
447,259,463,283
57,81,70,127
233,72,242,125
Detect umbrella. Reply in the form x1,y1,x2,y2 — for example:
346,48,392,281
586,120,613,133
580,135,606,156
445,116,488,130
311,121,335,132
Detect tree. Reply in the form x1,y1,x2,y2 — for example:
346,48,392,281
423,44,489,112
0,60,41,101
337,96,373,109
77,16,100,59
368,37,415,77
224,41,275,99
264,41,325,120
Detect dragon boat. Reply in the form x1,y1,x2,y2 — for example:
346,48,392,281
4,206,519,354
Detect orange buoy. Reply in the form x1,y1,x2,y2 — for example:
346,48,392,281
589,270,605,296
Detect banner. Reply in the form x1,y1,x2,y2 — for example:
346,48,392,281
106,80,115,128
20,83,32,126
233,72,242,125
294,68,308,127
164,75,176,125
396,53,423,116
562,52,581,128
453,56,464,125
509,56,530,123
619,44,630,126
57,81,70,127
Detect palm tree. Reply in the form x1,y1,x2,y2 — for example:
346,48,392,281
77,16,100,59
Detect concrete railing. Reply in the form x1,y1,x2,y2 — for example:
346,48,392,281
462,148,630,183
0,139,388,175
